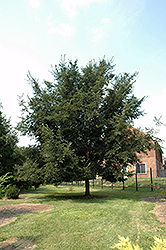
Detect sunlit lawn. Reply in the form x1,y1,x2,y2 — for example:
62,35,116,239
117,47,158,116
0,178,166,249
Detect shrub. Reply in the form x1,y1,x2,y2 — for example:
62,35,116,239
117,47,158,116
151,237,166,250
111,236,166,250
0,172,15,198
111,236,141,250
0,188,3,199
5,185,20,199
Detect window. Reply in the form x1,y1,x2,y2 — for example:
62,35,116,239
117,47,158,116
136,163,146,174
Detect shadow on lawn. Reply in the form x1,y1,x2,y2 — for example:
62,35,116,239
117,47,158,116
23,184,163,204
33,194,108,204
30,189,148,204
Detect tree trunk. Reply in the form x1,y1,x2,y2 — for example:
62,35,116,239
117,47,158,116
85,150,91,196
85,179,90,196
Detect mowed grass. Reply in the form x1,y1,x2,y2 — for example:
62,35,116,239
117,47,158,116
0,179,166,250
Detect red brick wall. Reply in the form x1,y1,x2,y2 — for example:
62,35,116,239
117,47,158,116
129,149,162,178
155,149,163,177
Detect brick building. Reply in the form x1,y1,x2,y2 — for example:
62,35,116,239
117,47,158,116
129,147,163,178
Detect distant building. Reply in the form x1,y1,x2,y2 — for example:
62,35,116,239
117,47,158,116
129,147,163,178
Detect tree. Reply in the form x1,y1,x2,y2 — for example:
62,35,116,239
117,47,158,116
17,58,153,196
15,145,45,189
0,104,19,176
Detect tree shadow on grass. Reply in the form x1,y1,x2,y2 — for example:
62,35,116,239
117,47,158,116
22,185,160,204
32,190,109,203
31,188,144,204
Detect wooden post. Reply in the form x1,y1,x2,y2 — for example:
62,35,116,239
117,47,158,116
136,168,138,191
150,168,153,191
101,178,103,189
122,179,125,190
122,167,125,190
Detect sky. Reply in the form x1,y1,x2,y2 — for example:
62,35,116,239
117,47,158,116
0,0,166,155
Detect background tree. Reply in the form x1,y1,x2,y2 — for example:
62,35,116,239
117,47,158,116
0,104,19,176
15,145,45,189
0,104,25,198
17,58,153,196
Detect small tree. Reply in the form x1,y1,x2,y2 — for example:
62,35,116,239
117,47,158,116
18,58,153,196
0,104,19,176
15,145,45,189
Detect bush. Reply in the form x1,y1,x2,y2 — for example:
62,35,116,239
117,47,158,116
0,172,15,198
5,185,20,199
111,236,166,250
0,188,3,199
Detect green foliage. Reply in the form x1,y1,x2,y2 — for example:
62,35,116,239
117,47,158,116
17,57,154,195
41,125,80,184
0,172,15,198
14,145,45,189
111,236,166,250
0,105,19,176
5,185,20,199
0,172,14,186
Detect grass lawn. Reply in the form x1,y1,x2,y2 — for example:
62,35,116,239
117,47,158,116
0,178,166,249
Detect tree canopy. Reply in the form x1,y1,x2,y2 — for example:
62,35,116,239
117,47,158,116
15,145,45,189
18,58,153,196
0,105,19,176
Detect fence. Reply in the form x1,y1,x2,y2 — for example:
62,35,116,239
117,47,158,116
62,177,166,193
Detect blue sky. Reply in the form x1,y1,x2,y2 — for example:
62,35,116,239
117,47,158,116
0,0,166,154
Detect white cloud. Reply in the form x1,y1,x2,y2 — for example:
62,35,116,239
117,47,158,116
45,14,53,26
92,27,103,43
29,0,40,9
48,23,75,38
61,0,102,18
101,18,110,24
35,16,40,22
92,18,111,44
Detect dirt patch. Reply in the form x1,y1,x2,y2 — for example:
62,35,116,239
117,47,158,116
0,203,53,249
139,196,164,203
0,237,37,249
149,202,166,228
0,203,53,228
140,197,166,228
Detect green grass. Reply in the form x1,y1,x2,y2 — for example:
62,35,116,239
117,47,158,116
0,179,166,249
